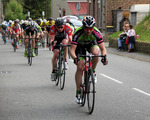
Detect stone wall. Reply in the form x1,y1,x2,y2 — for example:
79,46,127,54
109,38,150,54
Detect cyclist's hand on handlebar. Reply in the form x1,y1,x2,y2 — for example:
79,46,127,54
74,57,80,65
101,55,108,65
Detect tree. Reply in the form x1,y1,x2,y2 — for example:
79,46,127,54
23,0,46,19
4,0,27,21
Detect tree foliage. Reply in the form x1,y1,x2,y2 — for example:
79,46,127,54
3,0,51,20
4,0,27,21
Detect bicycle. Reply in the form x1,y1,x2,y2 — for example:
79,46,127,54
35,38,39,56
26,33,35,66
54,43,70,90
2,30,7,44
12,33,17,52
77,53,105,114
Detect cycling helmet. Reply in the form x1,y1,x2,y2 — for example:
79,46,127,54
9,20,13,24
2,21,7,26
55,17,65,26
82,16,95,28
43,19,47,24
29,21,35,28
48,17,53,21
28,18,32,22
14,20,19,23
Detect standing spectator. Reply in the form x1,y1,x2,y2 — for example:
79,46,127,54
127,24,135,52
117,24,129,51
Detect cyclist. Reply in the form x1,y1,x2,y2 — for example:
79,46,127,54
20,20,28,44
70,16,108,104
46,17,55,47
50,17,72,81
40,19,47,46
24,21,39,57
10,20,20,49
0,21,8,43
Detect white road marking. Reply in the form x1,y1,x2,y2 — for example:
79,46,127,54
132,88,150,97
100,74,123,84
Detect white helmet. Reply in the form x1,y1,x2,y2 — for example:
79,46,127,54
43,19,47,24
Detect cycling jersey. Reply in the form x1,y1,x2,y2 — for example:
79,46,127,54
50,24,72,37
72,26,103,45
46,21,55,26
0,24,8,30
46,20,55,32
40,22,46,31
24,25,39,35
50,24,72,50
72,26,103,57
11,23,20,33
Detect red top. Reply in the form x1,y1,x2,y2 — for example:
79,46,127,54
50,24,72,36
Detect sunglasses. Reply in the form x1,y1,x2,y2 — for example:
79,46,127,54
85,27,93,30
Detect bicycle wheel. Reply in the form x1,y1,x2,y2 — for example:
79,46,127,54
14,39,16,52
87,69,95,114
59,57,66,90
55,60,59,86
80,84,86,106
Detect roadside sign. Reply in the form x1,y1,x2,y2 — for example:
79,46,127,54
76,2,80,11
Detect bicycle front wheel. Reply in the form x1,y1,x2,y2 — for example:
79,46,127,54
14,39,16,52
28,48,32,66
59,57,66,90
87,69,95,114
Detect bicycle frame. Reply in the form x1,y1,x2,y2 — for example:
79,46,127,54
78,53,105,114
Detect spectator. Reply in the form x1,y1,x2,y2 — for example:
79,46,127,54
117,24,129,51
127,24,135,52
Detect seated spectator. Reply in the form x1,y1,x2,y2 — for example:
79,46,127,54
127,24,136,52
117,24,129,51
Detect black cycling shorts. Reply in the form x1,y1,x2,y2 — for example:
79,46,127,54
53,36,67,50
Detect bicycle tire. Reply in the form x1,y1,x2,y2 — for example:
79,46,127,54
59,57,66,90
87,69,95,114
14,39,16,52
55,60,59,86
80,71,88,106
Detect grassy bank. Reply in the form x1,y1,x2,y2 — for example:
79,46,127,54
109,12,150,43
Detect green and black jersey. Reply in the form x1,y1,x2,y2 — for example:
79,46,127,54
72,26,103,46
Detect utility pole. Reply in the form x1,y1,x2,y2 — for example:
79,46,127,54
102,0,106,33
46,0,49,18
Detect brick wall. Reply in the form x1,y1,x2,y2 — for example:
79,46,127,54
106,0,150,26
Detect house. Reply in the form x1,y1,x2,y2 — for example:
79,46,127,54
87,0,150,32
51,0,87,20
0,0,3,23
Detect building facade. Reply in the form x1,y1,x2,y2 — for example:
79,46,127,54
51,0,87,20
0,0,3,23
87,0,150,31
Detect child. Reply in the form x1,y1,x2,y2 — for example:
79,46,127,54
127,24,135,52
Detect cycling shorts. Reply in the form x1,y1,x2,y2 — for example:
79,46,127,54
75,41,98,60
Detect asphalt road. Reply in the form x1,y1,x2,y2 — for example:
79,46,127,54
0,37,150,120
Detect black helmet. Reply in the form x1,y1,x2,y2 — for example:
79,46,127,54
55,17,65,26
14,20,19,24
48,17,53,21
82,16,96,28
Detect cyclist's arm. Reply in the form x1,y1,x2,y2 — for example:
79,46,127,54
98,42,107,56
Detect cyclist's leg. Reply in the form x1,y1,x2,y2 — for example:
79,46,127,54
52,47,59,72
90,45,100,70
31,32,36,56
62,38,68,61
24,35,29,57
